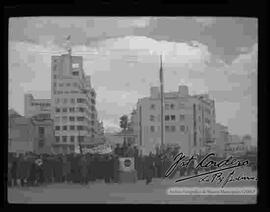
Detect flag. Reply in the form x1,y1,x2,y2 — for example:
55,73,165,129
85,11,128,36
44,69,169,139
66,35,71,41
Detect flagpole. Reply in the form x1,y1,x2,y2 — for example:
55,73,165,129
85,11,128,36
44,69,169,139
160,55,165,150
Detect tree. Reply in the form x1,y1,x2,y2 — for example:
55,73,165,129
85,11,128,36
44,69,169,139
120,115,128,131
120,115,129,143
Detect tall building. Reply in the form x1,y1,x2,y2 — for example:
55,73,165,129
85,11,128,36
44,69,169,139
133,85,216,156
50,51,99,154
24,93,51,119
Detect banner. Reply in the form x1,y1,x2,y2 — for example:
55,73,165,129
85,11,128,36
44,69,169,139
82,144,112,155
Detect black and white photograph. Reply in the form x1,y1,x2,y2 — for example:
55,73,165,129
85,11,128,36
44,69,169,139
8,16,258,204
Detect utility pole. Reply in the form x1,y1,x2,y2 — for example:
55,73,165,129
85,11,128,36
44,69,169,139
160,55,165,151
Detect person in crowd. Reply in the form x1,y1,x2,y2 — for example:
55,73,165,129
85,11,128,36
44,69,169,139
154,154,162,178
144,152,155,185
16,154,30,187
35,155,44,185
80,155,88,185
113,154,119,183
28,155,37,186
10,153,18,187
8,153,13,187
62,155,71,183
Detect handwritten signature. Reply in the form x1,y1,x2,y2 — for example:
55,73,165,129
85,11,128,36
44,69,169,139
164,152,256,186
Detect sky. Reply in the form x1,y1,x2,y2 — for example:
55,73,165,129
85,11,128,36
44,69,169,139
8,17,257,144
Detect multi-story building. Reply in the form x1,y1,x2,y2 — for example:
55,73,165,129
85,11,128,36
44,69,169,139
133,85,216,156
50,50,99,154
214,123,229,157
24,93,51,119
9,109,54,154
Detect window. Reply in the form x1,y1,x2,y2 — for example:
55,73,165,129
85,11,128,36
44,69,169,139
73,82,78,87
70,98,75,104
39,127,45,135
171,126,176,132
72,63,79,68
150,126,155,132
59,83,64,87
150,104,155,110
180,114,185,121
53,63,57,70
55,136,60,143
39,139,44,148
69,116,75,121
165,115,170,121
165,126,170,132
54,82,57,87
70,125,75,130
180,125,185,132
55,126,60,130
63,98,68,104
77,126,84,130
70,136,75,142
77,98,85,103
55,117,60,122
199,116,201,122
66,83,71,87
79,107,85,112
72,72,79,76
69,107,75,112
53,75,57,79
55,108,60,113
77,117,84,121
62,126,67,130
171,115,176,121
150,115,155,122
165,104,170,110
62,116,68,122
55,98,60,104
62,108,67,113
78,136,84,143
170,104,175,109
62,136,67,142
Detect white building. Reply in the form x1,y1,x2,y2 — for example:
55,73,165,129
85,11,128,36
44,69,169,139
24,93,51,119
133,85,216,156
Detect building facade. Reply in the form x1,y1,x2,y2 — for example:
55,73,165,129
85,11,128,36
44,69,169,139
24,93,51,119
133,85,216,156
50,51,99,154
214,123,229,157
9,109,54,154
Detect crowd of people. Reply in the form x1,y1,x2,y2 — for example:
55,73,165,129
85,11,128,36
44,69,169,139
8,142,255,188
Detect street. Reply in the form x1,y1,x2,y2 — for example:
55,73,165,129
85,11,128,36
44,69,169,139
8,168,257,204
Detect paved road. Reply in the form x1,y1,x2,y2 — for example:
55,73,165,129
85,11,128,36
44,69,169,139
8,168,257,204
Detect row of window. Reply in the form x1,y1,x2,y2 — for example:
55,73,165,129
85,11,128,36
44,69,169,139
55,135,84,143
150,114,185,122
55,116,95,124
150,125,187,133
149,114,211,124
55,107,86,113
31,102,50,107
54,90,79,95
55,125,91,131
55,98,87,104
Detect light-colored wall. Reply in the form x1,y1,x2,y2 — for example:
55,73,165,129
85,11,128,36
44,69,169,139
133,87,216,156
9,117,34,153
